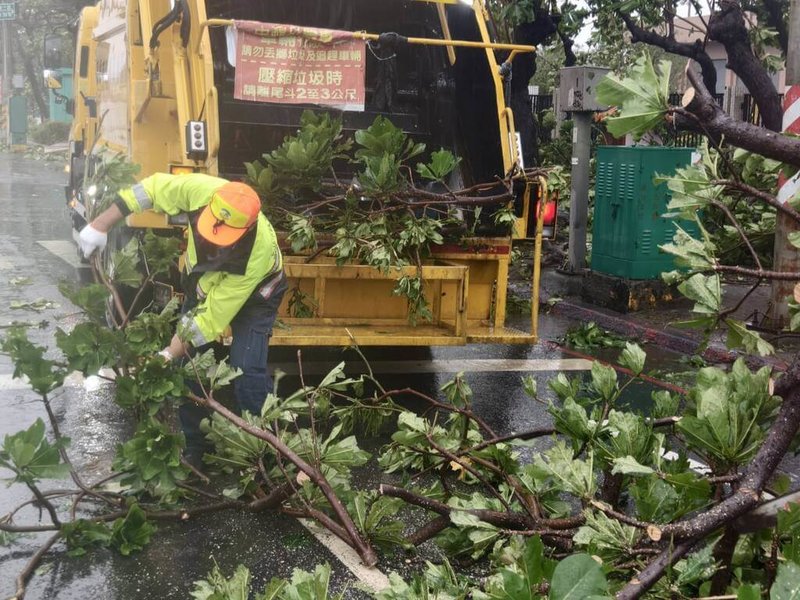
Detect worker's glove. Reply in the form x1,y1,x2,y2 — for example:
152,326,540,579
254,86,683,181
157,349,173,363
78,224,107,258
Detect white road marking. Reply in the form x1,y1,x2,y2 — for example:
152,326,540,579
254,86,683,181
37,240,86,268
0,258,14,270
272,358,592,375
299,519,390,592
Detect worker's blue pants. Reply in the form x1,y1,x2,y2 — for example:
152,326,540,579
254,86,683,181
179,276,287,459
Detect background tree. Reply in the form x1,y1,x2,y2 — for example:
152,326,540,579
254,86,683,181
10,0,94,120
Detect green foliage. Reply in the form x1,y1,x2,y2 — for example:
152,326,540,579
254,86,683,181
109,504,157,556
62,505,155,557
348,492,407,550
0,327,66,395
677,360,779,469
596,53,671,140
477,536,556,600
379,560,472,600
58,282,110,323
56,322,127,374
29,120,71,145
547,554,609,600
573,511,640,563
141,230,182,277
124,298,180,356
112,419,189,501
287,215,318,254
190,563,253,600
288,286,319,318
83,151,140,219
562,322,626,350
354,115,425,165
61,520,113,557
192,563,344,600
417,149,460,183
0,419,69,484
533,441,597,499
393,275,433,325
111,237,144,288
242,111,504,324
246,111,352,201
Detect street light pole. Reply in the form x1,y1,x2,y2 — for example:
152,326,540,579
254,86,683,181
1,19,8,146
768,0,800,326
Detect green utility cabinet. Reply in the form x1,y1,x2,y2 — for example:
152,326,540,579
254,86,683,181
592,146,697,280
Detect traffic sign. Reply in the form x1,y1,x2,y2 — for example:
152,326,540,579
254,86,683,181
0,3,16,21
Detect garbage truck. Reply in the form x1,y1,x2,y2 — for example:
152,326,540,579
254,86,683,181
65,0,549,346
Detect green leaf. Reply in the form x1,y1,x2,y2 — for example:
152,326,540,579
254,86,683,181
660,226,717,271
0,328,66,395
1,419,70,483
61,520,113,557
611,455,655,476
110,237,143,287
678,273,722,315
590,361,618,401
449,511,498,530
771,562,800,600
109,504,156,556
191,563,252,600
573,510,640,563
534,441,597,498
142,230,181,276
548,554,608,600
618,343,646,375
737,584,762,600
595,53,671,139
725,319,775,356
416,148,461,182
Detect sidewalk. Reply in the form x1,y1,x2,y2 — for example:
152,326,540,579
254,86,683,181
539,270,796,371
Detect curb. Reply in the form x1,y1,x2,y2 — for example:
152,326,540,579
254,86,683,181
549,298,789,372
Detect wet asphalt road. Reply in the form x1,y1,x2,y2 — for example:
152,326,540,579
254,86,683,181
0,152,770,599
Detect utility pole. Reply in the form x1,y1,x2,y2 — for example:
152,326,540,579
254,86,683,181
558,65,609,273
768,0,800,326
1,19,8,146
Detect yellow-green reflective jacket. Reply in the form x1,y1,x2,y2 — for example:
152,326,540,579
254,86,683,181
118,173,282,346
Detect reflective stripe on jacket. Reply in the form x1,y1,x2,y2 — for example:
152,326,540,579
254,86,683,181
118,173,282,345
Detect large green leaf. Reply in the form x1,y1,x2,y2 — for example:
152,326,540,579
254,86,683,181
109,504,156,556
548,554,609,600
596,53,671,139
110,237,143,287
771,562,800,600
0,419,69,483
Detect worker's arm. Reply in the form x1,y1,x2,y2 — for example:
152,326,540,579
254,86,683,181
179,271,258,349
80,172,227,258
115,173,227,216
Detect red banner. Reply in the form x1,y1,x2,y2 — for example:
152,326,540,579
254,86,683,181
233,21,366,111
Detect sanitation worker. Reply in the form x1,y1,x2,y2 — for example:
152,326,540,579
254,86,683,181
78,174,286,465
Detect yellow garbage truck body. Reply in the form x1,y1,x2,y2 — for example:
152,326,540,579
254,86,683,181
67,0,545,346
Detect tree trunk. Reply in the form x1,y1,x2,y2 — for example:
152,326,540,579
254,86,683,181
708,0,782,132
12,29,49,120
618,12,718,94
512,9,561,168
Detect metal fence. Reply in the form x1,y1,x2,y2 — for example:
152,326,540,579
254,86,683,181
741,93,784,127
530,93,554,142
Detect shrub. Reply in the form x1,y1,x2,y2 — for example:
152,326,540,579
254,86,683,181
29,120,71,145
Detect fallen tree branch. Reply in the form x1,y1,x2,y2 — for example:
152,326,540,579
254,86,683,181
11,532,61,600
190,392,378,566
677,69,800,168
